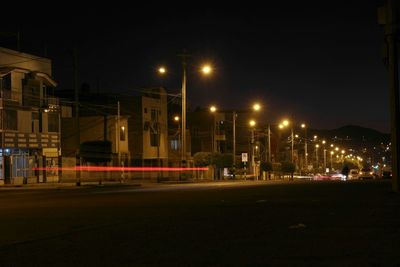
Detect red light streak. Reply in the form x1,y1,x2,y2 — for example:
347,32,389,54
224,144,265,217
33,166,209,172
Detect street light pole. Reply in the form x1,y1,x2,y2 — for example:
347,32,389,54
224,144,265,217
301,124,307,171
251,128,256,180
180,56,187,163
233,111,236,170
249,120,257,180
322,140,326,172
291,127,294,163
267,124,271,162
315,144,319,170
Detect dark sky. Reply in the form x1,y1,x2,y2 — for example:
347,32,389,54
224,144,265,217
1,1,391,132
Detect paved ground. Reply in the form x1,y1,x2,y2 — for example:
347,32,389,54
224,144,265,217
0,179,399,266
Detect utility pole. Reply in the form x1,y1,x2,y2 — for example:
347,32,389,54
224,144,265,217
73,45,80,186
117,101,120,167
379,0,400,192
251,128,256,180
291,128,294,164
232,111,236,177
178,52,189,164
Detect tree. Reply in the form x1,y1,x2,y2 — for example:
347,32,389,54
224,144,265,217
193,152,212,180
281,161,296,180
193,152,212,167
211,152,233,180
260,161,273,179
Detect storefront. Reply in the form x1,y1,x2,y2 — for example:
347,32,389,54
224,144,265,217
0,132,59,185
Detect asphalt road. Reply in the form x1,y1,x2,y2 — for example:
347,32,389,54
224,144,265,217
0,180,399,266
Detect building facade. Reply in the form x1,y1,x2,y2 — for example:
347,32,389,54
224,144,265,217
0,47,60,184
127,88,169,167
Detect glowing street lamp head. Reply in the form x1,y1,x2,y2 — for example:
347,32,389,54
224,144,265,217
201,64,212,75
253,103,261,111
282,120,289,126
301,123,306,128
316,144,319,148
174,116,180,122
209,106,217,113
158,66,166,74
249,120,256,127
279,124,283,129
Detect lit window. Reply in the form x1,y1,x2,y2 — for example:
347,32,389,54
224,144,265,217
120,126,126,141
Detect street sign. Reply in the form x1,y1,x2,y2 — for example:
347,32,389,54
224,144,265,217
242,153,248,162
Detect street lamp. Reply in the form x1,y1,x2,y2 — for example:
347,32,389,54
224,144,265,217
158,59,212,163
301,123,308,171
279,120,294,163
174,116,181,153
249,119,257,180
315,144,320,170
252,103,271,163
322,140,327,172
210,105,217,153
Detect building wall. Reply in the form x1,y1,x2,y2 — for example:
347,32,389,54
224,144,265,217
141,90,168,160
0,47,52,75
0,47,59,184
61,115,129,156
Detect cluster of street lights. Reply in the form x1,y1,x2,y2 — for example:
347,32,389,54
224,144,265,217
158,59,366,178
158,60,213,162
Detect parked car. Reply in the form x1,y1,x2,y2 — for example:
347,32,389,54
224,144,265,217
348,169,359,180
359,167,374,179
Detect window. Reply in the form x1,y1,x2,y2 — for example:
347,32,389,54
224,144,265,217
4,110,17,130
1,74,11,98
170,139,179,150
23,79,40,107
120,126,126,141
32,112,39,133
151,109,158,121
48,113,59,132
150,132,159,147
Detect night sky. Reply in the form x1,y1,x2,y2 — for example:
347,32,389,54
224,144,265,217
1,1,391,132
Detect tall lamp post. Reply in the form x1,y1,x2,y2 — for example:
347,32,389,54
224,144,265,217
174,115,181,156
279,120,294,163
233,111,236,172
322,140,326,172
158,60,212,163
315,144,320,170
301,123,307,171
249,119,257,180
210,105,217,153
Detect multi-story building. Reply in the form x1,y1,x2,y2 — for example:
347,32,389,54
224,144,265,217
0,47,60,184
58,87,168,175
126,87,168,167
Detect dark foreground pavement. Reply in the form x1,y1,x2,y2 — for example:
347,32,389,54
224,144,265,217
0,179,399,266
